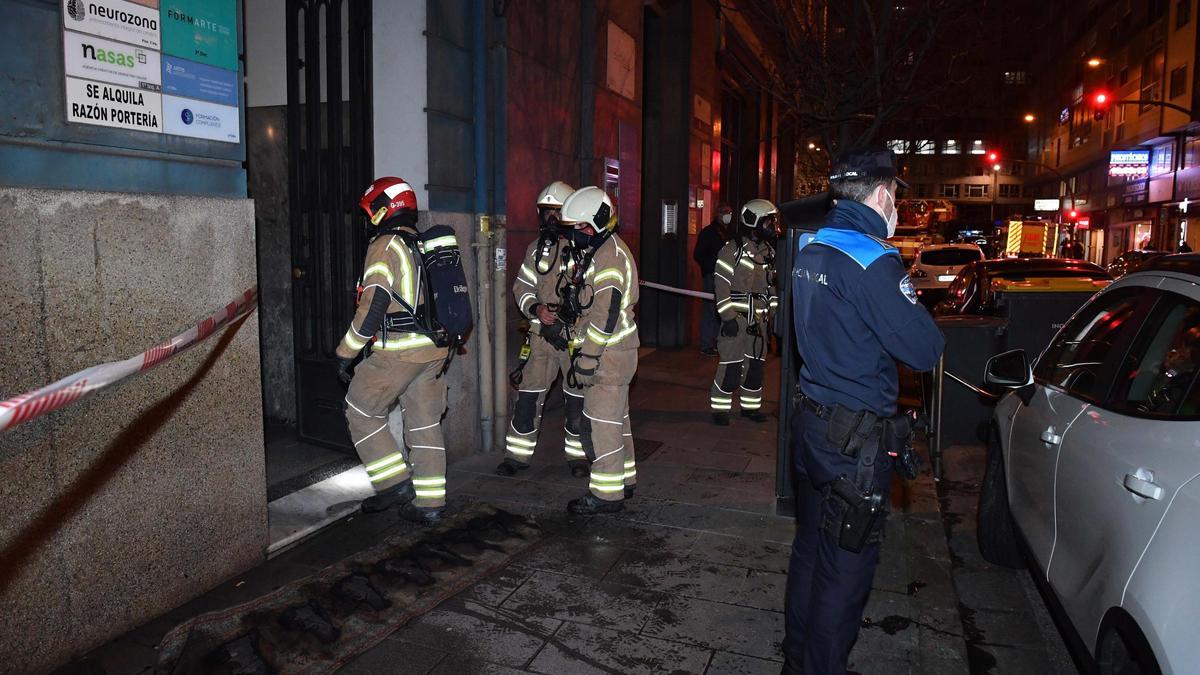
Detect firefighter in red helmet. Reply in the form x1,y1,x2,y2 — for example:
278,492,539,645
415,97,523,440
336,177,448,526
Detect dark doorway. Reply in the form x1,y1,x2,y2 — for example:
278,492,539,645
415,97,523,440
286,0,374,451
638,2,691,348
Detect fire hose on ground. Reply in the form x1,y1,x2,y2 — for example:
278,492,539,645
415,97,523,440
0,288,258,434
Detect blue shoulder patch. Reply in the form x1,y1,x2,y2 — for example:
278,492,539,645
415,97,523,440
812,228,899,270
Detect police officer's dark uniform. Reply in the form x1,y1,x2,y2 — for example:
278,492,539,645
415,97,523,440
784,150,944,674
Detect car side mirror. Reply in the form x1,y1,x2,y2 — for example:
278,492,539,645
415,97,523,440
984,349,1035,405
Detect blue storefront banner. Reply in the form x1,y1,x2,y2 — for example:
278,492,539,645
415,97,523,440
161,55,237,107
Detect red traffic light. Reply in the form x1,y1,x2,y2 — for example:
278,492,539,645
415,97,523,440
1068,209,1079,220
986,151,999,162
1093,91,1110,107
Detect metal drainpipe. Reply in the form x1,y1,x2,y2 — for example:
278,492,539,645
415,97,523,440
491,5,510,452
472,0,493,453
492,224,508,451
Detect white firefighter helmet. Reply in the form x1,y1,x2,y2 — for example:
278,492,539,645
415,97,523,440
740,198,778,231
561,186,617,232
536,181,575,208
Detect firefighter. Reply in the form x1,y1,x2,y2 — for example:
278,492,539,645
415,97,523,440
709,199,779,426
496,180,590,478
336,177,448,526
560,186,639,514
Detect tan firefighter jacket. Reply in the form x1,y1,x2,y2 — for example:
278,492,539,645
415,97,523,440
714,236,777,326
336,229,445,363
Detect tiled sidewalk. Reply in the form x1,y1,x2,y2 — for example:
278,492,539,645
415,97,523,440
59,348,972,674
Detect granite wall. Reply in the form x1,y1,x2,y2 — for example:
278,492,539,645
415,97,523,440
0,188,266,672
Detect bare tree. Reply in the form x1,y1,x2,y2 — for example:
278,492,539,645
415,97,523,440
724,0,984,187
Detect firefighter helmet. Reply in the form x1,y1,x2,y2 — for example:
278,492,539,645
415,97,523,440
561,186,617,232
740,198,778,237
536,181,575,209
359,177,418,226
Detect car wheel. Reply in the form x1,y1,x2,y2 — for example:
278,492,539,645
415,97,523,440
1097,620,1163,675
977,425,1023,568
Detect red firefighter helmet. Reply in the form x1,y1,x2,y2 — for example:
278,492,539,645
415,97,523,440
359,177,418,225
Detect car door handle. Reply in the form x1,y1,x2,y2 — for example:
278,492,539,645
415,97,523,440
1040,427,1061,446
1123,471,1164,501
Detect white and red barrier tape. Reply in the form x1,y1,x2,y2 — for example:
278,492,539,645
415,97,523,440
0,287,258,434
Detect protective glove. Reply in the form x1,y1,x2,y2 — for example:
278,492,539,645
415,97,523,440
721,319,740,337
336,357,355,386
540,321,571,351
569,353,601,388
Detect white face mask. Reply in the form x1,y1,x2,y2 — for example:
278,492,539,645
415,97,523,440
881,188,898,237
720,213,732,225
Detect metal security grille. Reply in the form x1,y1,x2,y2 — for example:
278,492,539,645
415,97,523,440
287,0,374,449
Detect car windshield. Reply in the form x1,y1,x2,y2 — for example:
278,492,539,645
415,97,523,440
920,249,981,266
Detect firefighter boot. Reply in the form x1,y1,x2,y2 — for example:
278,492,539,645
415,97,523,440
361,479,416,514
398,502,444,526
568,492,624,515
495,458,530,477
741,409,767,423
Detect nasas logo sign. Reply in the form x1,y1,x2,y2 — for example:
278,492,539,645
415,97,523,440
61,0,161,50
64,30,161,91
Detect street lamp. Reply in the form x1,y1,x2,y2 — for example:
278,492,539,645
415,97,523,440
1023,113,1036,123
1087,57,1103,68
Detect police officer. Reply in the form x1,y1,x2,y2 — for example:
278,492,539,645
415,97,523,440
709,198,779,425
497,181,590,478
784,150,944,673
559,186,639,514
337,177,450,526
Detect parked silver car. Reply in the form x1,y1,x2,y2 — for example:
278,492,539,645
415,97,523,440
978,254,1200,675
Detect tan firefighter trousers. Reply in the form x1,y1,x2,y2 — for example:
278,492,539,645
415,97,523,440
582,348,638,501
710,315,767,413
345,353,448,508
504,337,586,465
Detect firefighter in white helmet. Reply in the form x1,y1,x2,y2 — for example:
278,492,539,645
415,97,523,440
558,186,639,514
497,180,591,478
709,198,779,425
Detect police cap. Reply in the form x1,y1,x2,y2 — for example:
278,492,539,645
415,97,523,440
829,148,909,189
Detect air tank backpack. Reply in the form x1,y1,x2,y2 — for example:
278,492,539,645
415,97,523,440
374,224,474,375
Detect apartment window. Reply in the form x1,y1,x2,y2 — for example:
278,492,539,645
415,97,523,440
1186,137,1200,169
1119,67,1130,85
915,183,931,198
972,166,986,177
1170,65,1187,99
1003,71,1027,85
999,184,1021,198
1152,144,1175,176
1179,0,1192,28
1141,48,1165,113
940,184,960,198
914,140,936,154
942,139,961,154
886,139,909,154
969,139,986,155
966,184,989,198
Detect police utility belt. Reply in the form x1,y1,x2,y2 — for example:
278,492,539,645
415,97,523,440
798,394,921,553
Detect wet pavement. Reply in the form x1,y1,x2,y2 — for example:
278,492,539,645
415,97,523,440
57,349,1078,674
936,444,1076,674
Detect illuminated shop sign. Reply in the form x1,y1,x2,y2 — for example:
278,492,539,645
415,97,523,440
1109,150,1151,180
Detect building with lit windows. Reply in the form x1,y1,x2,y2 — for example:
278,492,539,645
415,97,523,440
1024,0,1199,264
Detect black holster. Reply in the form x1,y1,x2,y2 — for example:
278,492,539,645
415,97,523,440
540,320,570,351
826,476,885,554
825,405,880,458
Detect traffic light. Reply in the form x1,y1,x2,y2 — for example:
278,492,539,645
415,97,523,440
1092,90,1111,120
986,151,1001,171
1067,209,1079,221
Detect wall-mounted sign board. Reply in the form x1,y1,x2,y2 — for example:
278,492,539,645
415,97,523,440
62,0,239,143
